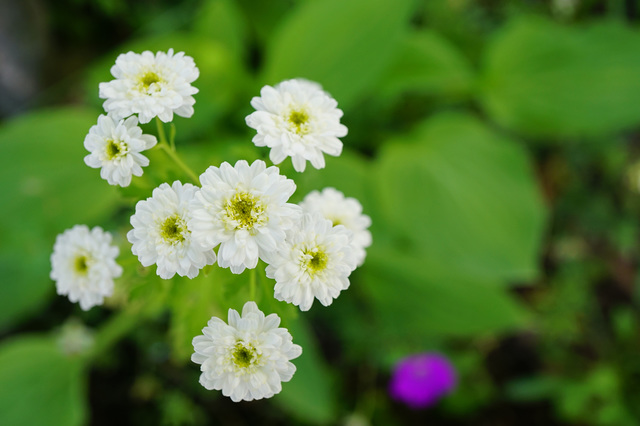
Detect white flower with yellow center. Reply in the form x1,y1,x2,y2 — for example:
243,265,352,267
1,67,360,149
189,160,300,274
191,301,302,402
300,187,372,266
83,115,157,187
50,225,122,311
127,181,216,279
266,213,357,311
245,78,348,172
99,49,199,123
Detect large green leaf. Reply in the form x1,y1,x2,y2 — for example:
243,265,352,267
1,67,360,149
0,336,86,426
480,18,640,139
0,108,120,330
359,245,530,340
262,0,414,110
274,317,337,425
375,112,546,282
379,29,475,100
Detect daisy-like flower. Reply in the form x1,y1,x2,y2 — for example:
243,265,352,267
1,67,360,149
127,181,216,279
50,225,122,311
266,213,357,311
245,78,348,172
99,49,199,123
300,187,372,266
83,115,157,187
189,159,301,274
191,301,302,402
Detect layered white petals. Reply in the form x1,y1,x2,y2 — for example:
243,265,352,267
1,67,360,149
191,301,302,402
189,159,301,274
266,213,357,311
300,187,372,266
83,115,157,187
50,225,122,310
99,49,199,123
246,79,347,173
127,181,216,279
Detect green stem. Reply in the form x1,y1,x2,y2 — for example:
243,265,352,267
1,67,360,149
250,268,257,301
155,117,168,146
169,123,177,151
158,144,200,184
86,303,143,361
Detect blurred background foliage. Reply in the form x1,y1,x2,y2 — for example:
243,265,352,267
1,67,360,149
2,0,640,424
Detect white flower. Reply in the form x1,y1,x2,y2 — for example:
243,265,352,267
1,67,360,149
83,115,157,187
127,181,216,279
99,49,199,123
266,213,357,311
189,159,301,274
300,187,372,266
50,225,122,311
191,301,302,402
245,78,348,172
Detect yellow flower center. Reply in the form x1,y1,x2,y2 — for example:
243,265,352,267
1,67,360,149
225,192,265,230
160,215,187,243
106,139,127,160
232,342,259,368
288,109,309,135
74,254,89,275
304,247,328,275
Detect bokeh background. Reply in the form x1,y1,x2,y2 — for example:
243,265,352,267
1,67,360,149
2,0,640,424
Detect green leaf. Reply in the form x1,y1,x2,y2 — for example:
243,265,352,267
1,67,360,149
0,336,86,426
359,245,530,339
274,317,337,425
375,112,546,282
0,107,120,330
379,29,475,100
262,0,414,110
193,0,248,60
480,18,640,139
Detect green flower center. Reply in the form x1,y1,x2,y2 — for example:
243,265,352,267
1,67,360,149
288,109,309,135
304,247,328,274
106,139,126,160
160,215,187,243
225,192,264,230
140,71,161,89
232,342,258,368
74,255,89,275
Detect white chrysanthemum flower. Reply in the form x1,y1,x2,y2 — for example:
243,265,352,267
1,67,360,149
189,159,301,274
127,181,216,279
266,213,357,311
83,115,157,187
300,187,372,266
50,225,122,311
245,78,348,172
99,49,199,123
191,301,302,402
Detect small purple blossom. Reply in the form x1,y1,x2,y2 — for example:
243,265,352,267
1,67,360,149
389,352,457,409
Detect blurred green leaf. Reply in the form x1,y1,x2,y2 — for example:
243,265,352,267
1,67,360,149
275,317,337,425
0,336,86,426
379,29,475,100
360,245,530,339
0,107,120,330
193,0,248,60
480,18,640,139
375,112,546,283
262,0,414,110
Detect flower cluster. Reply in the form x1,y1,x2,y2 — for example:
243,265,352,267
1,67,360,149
50,50,367,403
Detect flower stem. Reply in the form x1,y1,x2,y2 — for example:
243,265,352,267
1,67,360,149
155,117,168,146
250,268,257,301
158,144,200,184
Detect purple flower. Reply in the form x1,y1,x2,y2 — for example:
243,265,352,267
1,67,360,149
389,353,457,409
